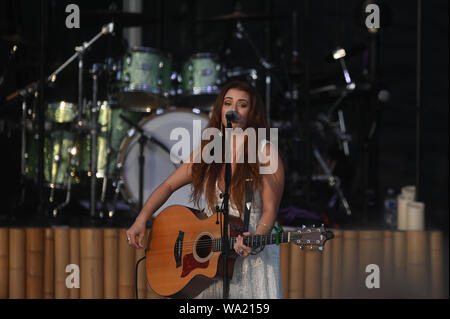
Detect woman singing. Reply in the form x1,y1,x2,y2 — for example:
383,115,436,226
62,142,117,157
126,80,285,299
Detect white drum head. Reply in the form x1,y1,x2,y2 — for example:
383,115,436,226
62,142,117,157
120,109,209,216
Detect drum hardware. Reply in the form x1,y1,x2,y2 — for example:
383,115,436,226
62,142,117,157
232,20,275,126
226,67,258,87
118,113,170,212
324,47,356,157
3,23,115,220
195,7,278,23
89,64,101,220
108,179,124,219
312,147,351,216
118,110,208,215
111,47,173,108
178,52,226,108
51,148,78,218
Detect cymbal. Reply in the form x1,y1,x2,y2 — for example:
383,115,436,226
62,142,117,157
84,10,160,27
197,10,276,23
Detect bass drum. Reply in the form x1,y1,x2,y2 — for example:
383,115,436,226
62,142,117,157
118,108,209,216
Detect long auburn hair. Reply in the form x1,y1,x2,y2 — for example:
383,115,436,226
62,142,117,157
191,81,269,217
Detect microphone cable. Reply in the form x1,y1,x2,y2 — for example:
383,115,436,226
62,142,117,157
135,256,146,299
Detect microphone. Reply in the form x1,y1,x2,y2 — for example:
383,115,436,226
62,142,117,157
225,110,239,123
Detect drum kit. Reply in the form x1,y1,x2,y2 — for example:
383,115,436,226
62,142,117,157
2,6,369,225
2,8,272,225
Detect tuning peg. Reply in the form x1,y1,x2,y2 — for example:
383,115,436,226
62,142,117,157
309,245,313,251
300,245,304,250
321,224,324,227
318,246,324,252
312,224,315,228
301,225,306,229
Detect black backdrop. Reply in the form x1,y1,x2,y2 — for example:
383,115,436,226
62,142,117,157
0,0,448,230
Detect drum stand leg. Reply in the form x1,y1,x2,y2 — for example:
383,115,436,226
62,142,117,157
52,149,77,218
99,176,108,219
89,73,99,221
108,179,123,220
312,146,351,216
52,174,72,218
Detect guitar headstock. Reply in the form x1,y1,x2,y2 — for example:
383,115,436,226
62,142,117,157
290,225,335,251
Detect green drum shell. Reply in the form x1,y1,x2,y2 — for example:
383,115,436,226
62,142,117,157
24,130,79,188
114,47,173,107
78,102,146,178
181,53,223,96
45,101,77,123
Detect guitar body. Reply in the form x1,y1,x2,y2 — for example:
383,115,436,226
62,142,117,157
146,205,243,298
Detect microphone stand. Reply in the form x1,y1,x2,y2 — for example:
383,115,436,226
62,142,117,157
218,118,233,299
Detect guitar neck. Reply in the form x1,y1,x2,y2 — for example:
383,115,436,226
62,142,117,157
213,232,299,252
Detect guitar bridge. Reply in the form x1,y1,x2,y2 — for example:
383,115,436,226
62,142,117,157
174,231,184,268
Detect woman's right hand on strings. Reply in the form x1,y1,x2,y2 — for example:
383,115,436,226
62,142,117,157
126,217,146,249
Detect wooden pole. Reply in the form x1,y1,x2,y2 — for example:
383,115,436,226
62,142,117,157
288,243,305,299
330,230,342,298
54,227,70,299
393,231,406,290
43,229,54,299
304,249,322,298
279,243,290,299
342,230,358,298
383,231,394,294
406,231,428,298
69,229,80,299
104,228,118,299
9,228,26,299
26,228,44,298
320,237,332,299
358,231,383,298
80,229,104,299
0,228,8,299
118,229,135,299
429,231,444,298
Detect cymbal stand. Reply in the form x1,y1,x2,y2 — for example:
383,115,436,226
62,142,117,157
312,146,351,216
328,47,355,157
17,89,35,208
89,66,101,220
234,20,274,125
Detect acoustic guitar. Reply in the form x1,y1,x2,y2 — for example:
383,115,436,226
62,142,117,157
145,205,334,298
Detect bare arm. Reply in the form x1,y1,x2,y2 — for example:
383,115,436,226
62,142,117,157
256,143,285,235
126,148,199,248
135,161,193,225
234,142,285,257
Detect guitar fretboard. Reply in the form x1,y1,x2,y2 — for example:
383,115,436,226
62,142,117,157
212,232,300,252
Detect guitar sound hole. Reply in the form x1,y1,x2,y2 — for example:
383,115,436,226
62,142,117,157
196,235,212,259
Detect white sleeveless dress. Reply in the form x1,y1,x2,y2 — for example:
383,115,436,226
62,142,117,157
195,181,283,299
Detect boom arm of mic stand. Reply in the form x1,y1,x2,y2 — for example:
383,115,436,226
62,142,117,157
46,22,113,83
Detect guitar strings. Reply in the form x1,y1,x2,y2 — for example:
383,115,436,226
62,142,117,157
148,233,298,251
